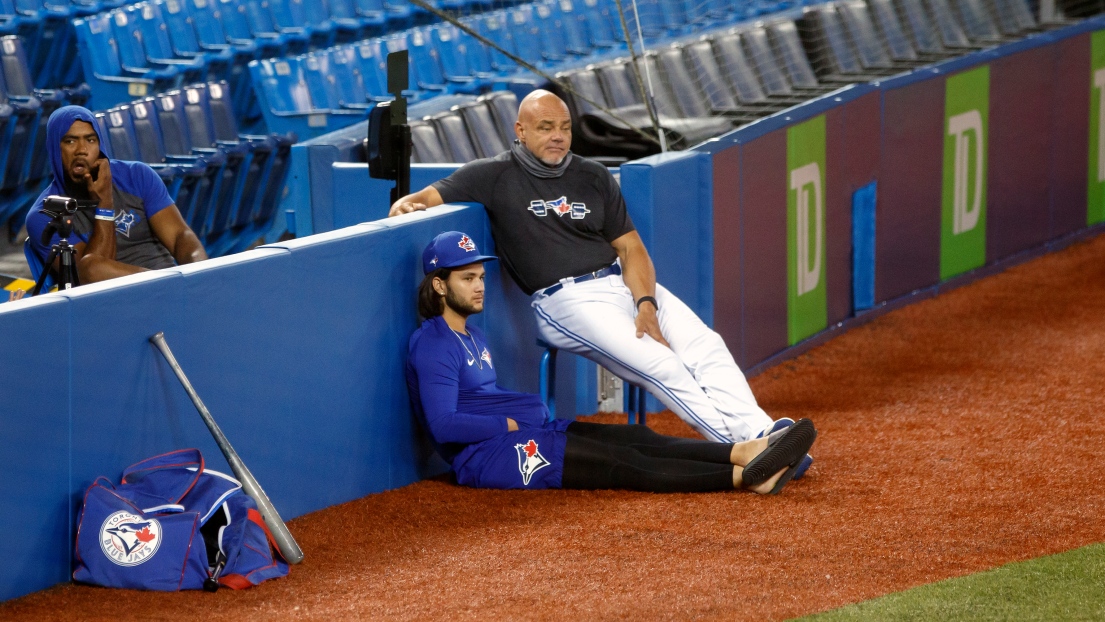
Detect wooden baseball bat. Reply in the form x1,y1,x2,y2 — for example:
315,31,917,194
149,331,305,565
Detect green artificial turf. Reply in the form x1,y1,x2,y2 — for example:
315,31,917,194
797,542,1105,622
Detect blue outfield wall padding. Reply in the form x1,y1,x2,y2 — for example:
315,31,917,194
620,151,713,325
0,296,73,601
852,181,877,312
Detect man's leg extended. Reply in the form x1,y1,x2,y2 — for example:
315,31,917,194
532,277,770,442
653,282,773,439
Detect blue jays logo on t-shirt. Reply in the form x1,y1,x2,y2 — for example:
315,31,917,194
515,439,549,485
528,196,590,220
480,347,493,368
115,210,139,238
99,511,161,567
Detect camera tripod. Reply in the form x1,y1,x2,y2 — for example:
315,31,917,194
30,214,80,296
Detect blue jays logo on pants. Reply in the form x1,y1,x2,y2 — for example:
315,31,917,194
515,439,550,485
528,196,591,219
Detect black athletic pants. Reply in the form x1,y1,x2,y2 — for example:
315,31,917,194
560,421,736,493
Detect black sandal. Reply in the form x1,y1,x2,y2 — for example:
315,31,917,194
742,418,817,488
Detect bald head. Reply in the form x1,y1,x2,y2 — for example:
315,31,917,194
515,90,572,166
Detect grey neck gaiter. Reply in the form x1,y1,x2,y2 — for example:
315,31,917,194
511,139,572,179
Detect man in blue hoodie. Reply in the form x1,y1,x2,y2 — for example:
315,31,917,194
24,106,206,286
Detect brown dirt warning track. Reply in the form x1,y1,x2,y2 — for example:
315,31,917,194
5,234,1105,622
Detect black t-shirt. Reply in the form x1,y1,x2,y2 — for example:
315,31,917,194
433,152,635,295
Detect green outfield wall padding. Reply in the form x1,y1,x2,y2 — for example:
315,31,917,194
797,542,1105,621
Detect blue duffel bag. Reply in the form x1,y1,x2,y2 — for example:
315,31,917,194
74,448,290,591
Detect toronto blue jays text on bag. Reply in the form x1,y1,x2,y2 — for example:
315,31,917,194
74,449,289,591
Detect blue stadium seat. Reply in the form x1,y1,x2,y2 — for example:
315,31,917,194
328,0,385,39
428,23,486,90
95,105,186,200
552,0,605,55
73,13,167,110
130,95,224,236
0,64,40,192
249,56,359,139
177,0,268,122
473,12,520,74
381,0,412,29
350,39,395,101
0,35,71,188
407,26,482,94
18,0,85,88
349,0,388,32
327,45,376,108
244,0,310,54
212,0,287,60
268,0,335,48
203,80,293,252
151,91,234,235
159,0,233,76
124,3,209,83
301,51,374,117
506,5,550,66
580,0,624,47
530,2,574,62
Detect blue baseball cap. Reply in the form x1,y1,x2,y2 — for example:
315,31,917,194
422,231,498,274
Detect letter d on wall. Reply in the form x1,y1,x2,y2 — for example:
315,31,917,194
787,115,827,346
941,65,989,281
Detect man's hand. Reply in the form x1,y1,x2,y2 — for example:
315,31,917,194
84,159,113,208
507,417,519,432
7,289,25,303
389,187,443,217
635,302,670,348
388,201,428,217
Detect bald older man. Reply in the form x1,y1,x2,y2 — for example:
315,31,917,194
390,91,805,458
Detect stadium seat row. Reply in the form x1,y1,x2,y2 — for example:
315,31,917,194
93,80,293,256
406,89,519,162
69,0,539,119
0,34,89,234
551,0,1050,157
797,0,1050,80
247,0,795,139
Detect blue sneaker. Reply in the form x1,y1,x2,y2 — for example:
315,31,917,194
759,418,812,480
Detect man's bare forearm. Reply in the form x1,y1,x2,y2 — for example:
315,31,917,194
77,254,147,284
173,230,208,265
620,242,657,304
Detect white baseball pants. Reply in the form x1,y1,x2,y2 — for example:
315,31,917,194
531,274,773,442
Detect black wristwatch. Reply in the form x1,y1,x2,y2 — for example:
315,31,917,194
636,296,658,311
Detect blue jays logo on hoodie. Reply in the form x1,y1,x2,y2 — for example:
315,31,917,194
528,196,590,219
99,511,161,566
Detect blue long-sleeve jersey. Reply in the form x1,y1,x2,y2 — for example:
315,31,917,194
406,316,550,465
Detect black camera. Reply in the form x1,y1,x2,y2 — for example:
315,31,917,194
39,195,80,219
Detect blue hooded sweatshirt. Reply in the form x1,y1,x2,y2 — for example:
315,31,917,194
25,106,177,271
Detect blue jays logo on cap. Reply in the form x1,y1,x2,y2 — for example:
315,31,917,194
422,231,498,274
